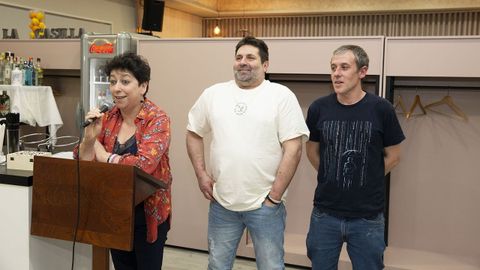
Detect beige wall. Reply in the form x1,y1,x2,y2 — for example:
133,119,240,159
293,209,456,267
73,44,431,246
390,90,480,261
385,37,480,267
1,0,134,34
1,0,202,39
152,7,203,38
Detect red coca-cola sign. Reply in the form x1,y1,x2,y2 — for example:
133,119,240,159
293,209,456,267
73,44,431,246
89,40,115,54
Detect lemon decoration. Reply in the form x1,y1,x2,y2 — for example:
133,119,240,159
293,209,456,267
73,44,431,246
36,12,44,21
29,10,46,39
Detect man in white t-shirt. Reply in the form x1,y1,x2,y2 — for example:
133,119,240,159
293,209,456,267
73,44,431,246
186,36,309,270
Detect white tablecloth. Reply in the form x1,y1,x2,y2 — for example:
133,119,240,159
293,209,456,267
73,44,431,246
0,85,63,137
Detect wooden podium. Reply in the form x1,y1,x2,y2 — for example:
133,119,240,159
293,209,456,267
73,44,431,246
31,156,167,270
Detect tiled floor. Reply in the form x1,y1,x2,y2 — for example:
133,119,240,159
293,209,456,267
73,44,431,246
162,246,309,270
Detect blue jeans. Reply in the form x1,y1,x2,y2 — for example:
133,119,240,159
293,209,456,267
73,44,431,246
306,207,385,270
208,201,286,270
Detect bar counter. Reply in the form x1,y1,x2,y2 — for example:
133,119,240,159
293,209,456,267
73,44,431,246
0,164,33,186
0,164,95,270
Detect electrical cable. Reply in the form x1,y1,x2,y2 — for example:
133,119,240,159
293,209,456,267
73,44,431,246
70,106,84,270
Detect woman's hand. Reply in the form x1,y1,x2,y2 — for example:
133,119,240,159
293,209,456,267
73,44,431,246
83,108,104,141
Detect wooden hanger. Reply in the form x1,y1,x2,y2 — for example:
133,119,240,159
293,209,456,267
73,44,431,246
425,93,468,121
406,94,427,119
394,95,408,115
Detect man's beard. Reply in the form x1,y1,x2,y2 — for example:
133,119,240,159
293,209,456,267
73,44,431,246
234,70,256,83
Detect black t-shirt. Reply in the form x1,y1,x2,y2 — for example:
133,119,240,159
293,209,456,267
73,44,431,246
306,92,405,217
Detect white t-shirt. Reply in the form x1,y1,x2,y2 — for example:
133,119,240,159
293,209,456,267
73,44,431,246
187,80,309,211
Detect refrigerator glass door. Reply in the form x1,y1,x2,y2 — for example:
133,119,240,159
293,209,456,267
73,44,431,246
89,58,112,109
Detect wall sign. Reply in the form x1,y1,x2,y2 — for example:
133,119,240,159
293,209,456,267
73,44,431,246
0,3,112,39
33,28,85,39
2,29,19,39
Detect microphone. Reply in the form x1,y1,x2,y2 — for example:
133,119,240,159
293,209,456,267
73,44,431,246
82,103,113,127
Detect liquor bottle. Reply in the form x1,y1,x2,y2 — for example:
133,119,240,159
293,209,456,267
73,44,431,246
3,56,12,85
96,66,106,82
0,90,10,117
22,59,27,85
35,58,43,86
0,53,5,85
30,57,37,86
24,57,33,86
11,65,23,86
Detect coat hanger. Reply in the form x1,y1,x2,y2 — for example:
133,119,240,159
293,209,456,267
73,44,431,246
424,90,468,121
406,92,427,119
394,95,408,116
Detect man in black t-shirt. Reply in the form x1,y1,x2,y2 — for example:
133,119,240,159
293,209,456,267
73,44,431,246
305,45,405,270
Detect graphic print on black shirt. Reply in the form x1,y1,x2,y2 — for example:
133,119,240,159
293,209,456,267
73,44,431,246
322,120,372,190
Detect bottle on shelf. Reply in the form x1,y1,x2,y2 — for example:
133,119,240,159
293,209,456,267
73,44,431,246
96,66,106,82
0,90,11,117
21,59,27,84
35,58,43,86
0,52,46,86
31,57,37,86
24,57,34,86
0,53,5,85
3,56,12,85
11,64,23,86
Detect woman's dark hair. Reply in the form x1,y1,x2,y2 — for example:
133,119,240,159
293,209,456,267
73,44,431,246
104,52,151,95
235,36,269,63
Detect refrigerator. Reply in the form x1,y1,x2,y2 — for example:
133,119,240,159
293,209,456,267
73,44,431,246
80,32,139,112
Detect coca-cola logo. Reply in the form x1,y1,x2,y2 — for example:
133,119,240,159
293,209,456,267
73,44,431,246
89,42,114,54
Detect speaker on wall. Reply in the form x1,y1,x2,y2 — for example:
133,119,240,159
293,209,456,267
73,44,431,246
142,0,165,32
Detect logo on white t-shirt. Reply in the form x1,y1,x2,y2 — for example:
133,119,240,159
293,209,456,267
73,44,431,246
234,102,248,115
